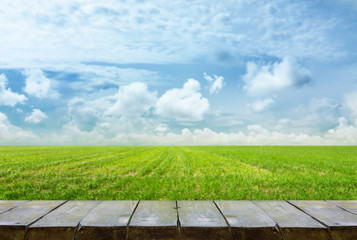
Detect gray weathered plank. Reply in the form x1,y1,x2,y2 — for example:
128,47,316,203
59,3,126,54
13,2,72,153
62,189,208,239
27,201,100,240
328,200,357,215
215,200,282,240
253,201,329,240
128,201,178,240
0,200,28,214
290,200,357,240
0,200,65,240
178,200,230,240
76,200,138,240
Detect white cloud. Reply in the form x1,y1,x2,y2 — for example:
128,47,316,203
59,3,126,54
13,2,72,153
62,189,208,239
325,118,357,144
68,97,102,132
155,124,168,134
156,79,209,121
66,82,157,132
0,1,344,68
156,121,357,145
291,98,341,133
106,82,157,117
345,92,357,117
25,109,48,123
203,73,224,94
3,109,357,145
242,57,311,96
0,112,38,144
248,98,274,112
53,64,162,92
0,74,27,106
23,69,58,98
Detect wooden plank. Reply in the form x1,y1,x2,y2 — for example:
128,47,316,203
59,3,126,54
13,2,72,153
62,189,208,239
215,200,281,240
27,201,100,240
76,200,138,240
290,200,357,240
178,200,230,240
253,201,329,240
0,200,65,240
128,201,178,240
0,200,28,214
328,200,357,215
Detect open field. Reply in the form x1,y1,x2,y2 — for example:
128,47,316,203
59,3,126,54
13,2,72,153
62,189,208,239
0,146,356,200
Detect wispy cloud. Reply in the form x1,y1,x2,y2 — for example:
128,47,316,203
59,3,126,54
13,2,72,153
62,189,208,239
248,98,275,112
203,73,224,94
0,0,345,68
25,109,48,123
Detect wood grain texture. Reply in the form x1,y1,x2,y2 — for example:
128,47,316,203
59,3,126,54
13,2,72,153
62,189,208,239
290,200,357,240
76,200,138,240
178,201,230,240
1,200,357,240
0,200,28,214
328,200,357,215
253,201,329,240
27,201,100,240
215,200,282,240
128,201,178,240
0,200,65,240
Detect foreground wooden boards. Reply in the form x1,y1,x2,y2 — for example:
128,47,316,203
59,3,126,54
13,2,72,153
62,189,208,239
76,201,138,240
215,200,281,240
290,200,357,240
0,201,28,214
0,201,65,240
178,201,230,240
1,200,357,239
27,201,100,240
128,201,178,240
329,200,357,215
253,201,329,240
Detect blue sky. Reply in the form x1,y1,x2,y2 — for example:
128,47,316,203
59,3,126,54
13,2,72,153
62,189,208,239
1,0,357,145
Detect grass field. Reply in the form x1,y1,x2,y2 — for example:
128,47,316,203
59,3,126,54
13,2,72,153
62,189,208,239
0,146,356,200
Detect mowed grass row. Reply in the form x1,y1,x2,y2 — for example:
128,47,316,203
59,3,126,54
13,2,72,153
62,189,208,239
0,146,356,200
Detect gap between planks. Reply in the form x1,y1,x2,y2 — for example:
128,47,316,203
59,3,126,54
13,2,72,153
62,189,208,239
0,200,356,240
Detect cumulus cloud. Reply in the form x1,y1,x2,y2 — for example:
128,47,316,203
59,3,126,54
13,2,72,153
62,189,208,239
325,118,357,144
248,98,274,112
105,82,157,117
0,74,27,106
156,121,357,145
3,109,357,145
156,79,209,121
68,97,101,132
23,69,58,98
203,73,224,94
242,57,311,96
66,82,157,131
25,109,48,124
0,112,37,144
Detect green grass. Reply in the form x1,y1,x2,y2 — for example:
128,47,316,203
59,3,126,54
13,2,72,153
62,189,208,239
0,146,356,200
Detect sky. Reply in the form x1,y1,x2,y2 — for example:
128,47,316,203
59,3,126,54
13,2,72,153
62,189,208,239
0,0,357,145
